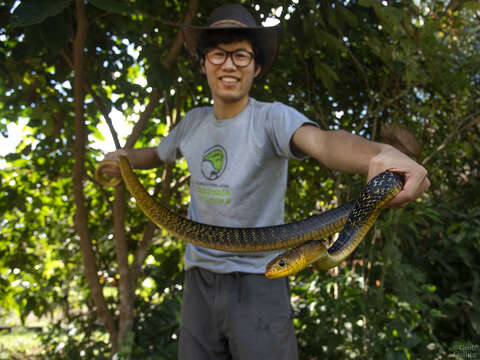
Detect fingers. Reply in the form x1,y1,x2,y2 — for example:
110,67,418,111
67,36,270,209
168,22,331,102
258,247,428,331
367,147,430,208
100,161,121,177
103,149,127,162
386,170,430,208
95,150,127,187
96,161,122,187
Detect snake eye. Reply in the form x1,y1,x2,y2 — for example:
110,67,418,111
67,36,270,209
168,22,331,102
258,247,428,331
279,260,285,267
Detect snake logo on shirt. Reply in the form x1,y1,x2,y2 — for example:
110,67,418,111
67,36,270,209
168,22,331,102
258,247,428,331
201,145,227,181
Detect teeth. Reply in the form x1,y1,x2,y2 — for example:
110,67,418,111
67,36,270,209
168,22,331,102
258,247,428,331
221,77,239,83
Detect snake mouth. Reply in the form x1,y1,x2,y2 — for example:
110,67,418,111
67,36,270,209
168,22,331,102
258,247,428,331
265,250,308,279
265,262,290,279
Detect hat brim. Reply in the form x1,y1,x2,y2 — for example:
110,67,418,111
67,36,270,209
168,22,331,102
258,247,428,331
181,24,281,80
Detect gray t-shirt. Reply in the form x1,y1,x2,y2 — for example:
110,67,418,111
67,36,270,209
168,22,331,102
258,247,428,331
157,97,314,273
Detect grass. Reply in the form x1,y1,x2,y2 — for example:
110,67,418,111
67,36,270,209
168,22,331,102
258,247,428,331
0,327,45,359
0,308,113,359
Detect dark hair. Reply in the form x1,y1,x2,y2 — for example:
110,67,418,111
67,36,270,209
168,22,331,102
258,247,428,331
196,28,265,68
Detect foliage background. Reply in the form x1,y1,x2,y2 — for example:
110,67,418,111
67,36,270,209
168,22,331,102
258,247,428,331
0,0,479,359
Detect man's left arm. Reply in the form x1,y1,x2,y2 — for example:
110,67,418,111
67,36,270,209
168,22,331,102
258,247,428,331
292,125,430,208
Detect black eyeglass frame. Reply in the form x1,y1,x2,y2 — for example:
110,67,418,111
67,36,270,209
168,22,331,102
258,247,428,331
203,47,256,68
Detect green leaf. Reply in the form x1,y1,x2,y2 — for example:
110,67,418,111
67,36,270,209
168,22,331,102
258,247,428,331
430,308,447,319
386,350,408,360
5,153,22,162
89,124,106,142
316,30,345,57
358,0,380,10
462,1,480,11
87,0,132,14
327,10,342,33
12,0,71,27
314,62,339,93
402,333,423,349
380,6,406,24
471,312,480,335
146,61,174,91
40,15,71,53
337,6,358,28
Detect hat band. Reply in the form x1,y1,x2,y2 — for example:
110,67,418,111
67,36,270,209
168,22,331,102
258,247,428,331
209,19,248,28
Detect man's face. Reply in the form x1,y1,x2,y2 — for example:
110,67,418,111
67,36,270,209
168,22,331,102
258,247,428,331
201,40,261,107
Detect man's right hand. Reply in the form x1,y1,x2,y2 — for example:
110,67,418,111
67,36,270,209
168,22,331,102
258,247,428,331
95,147,163,186
96,149,128,186
101,149,129,178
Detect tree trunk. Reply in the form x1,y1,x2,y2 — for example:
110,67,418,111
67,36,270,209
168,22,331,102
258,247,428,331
71,0,199,355
71,0,119,353
112,0,199,352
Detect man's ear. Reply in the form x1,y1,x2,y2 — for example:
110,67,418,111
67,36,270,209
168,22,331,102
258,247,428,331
198,57,207,75
254,65,262,78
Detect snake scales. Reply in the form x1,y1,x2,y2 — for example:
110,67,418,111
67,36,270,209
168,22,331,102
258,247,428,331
96,155,403,278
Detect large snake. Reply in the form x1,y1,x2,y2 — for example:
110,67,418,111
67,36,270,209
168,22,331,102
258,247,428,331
96,156,403,277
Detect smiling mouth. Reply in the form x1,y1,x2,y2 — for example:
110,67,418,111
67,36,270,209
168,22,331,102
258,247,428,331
219,76,240,84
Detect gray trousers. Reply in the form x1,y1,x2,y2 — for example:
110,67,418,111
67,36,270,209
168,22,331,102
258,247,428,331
178,267,298,360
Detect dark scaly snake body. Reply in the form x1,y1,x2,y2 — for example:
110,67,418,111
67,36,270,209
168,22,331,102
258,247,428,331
115,156,353,251
96,156,403,277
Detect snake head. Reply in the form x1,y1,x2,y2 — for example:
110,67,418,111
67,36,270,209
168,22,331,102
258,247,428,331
265,248,307,279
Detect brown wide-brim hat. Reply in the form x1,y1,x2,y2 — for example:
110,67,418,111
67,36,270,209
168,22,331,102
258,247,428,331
181,4,280,79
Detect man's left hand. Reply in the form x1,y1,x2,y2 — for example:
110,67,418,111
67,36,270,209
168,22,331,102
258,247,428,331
367,148,430,208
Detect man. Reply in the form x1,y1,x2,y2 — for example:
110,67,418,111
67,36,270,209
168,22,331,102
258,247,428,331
99,4,430,359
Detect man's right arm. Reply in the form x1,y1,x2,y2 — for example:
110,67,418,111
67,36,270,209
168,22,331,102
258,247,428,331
99,147,163,180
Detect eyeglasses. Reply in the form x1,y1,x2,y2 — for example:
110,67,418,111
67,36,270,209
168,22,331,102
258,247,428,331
204,47,255,67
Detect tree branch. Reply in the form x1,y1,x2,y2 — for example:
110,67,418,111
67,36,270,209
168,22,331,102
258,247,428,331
422,112,480,165
124,88,161,149
130,221,156,288
162,0,199,70
87,83,121,149
124,0,199,148
60,49,121,149
113,185,135,345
